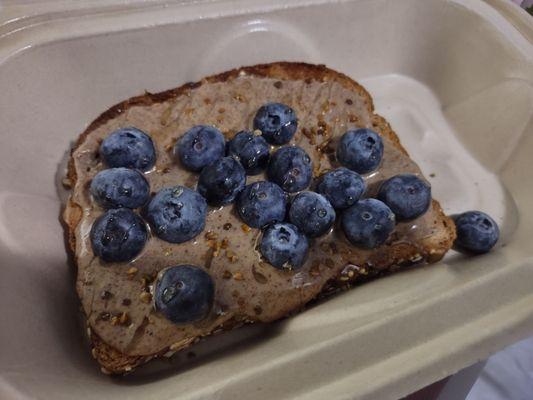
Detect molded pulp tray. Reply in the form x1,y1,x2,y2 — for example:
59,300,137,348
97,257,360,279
0,0,532,399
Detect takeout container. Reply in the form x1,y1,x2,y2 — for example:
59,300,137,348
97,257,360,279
0,0,532,399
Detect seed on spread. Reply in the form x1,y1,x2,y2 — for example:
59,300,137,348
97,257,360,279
203,98,211,105
100,290,112,300
253,305,263,315
222,270,232,279
349,114,359,123
122,298,132,306
220,238,229,249
164,247,172,257
345,98,353,105
205,231,218,240
241,224,251,233
223,223,232,230
218,107,225,114
301,128,317,145
274,81,283,89
216,116,224,124
207,239,221,252
127,267,138,277
226,250,238,263
161,167,171,174
233,271,244,281
233,93,246,102
119,312,129,325
110,316,119,326
317,138,332,153
253,129,262,136
160,107,172,125
98,312,111,321
139,292,152,303
184,107,194,116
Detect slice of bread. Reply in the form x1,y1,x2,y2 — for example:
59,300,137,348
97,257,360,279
63,62,455,374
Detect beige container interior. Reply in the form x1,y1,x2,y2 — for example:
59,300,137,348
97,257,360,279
0,0,532,399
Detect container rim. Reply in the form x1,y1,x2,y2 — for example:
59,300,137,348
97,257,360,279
0,0,531,65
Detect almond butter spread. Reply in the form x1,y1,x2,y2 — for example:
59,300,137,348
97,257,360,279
71,74,439,356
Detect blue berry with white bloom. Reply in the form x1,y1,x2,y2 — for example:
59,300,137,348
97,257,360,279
146,186,207,243
237,181,287,228
100,127,156,171
453,211,499,254
377,174,431,221
253,102,298,145
316,167,365,209
226,131,270,175
90,208,147,262
90,167,150,209
175,125,225,172
341,198,395,248
337,128,383,174
260,222,309,270
289,192,336,238
155,265,214,324
267,146,312,193
197,157,246,206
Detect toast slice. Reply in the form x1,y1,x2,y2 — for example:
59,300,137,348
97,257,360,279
63,62,455,374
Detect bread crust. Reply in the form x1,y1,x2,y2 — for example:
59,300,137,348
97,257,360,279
63,62,455,374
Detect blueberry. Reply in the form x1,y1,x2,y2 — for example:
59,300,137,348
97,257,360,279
260,223,309,270
100,127,156,171
316,167,366,209
341,199,395,248
226,131,270,175
267,146,312,193
155,265,214,324
237,181,287,228
377,174,431,221
175,125,225,172
90,208,147,262
289,192,336,238
253,102,298,145
453,211,499,253
146,186,207,243
337,128,384,174
197,157,246,206
90,167,150,209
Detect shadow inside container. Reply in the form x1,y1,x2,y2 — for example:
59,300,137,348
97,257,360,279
114,320,286,384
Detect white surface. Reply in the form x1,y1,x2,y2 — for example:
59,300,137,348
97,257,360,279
466,337,533,400
0,1,532,400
